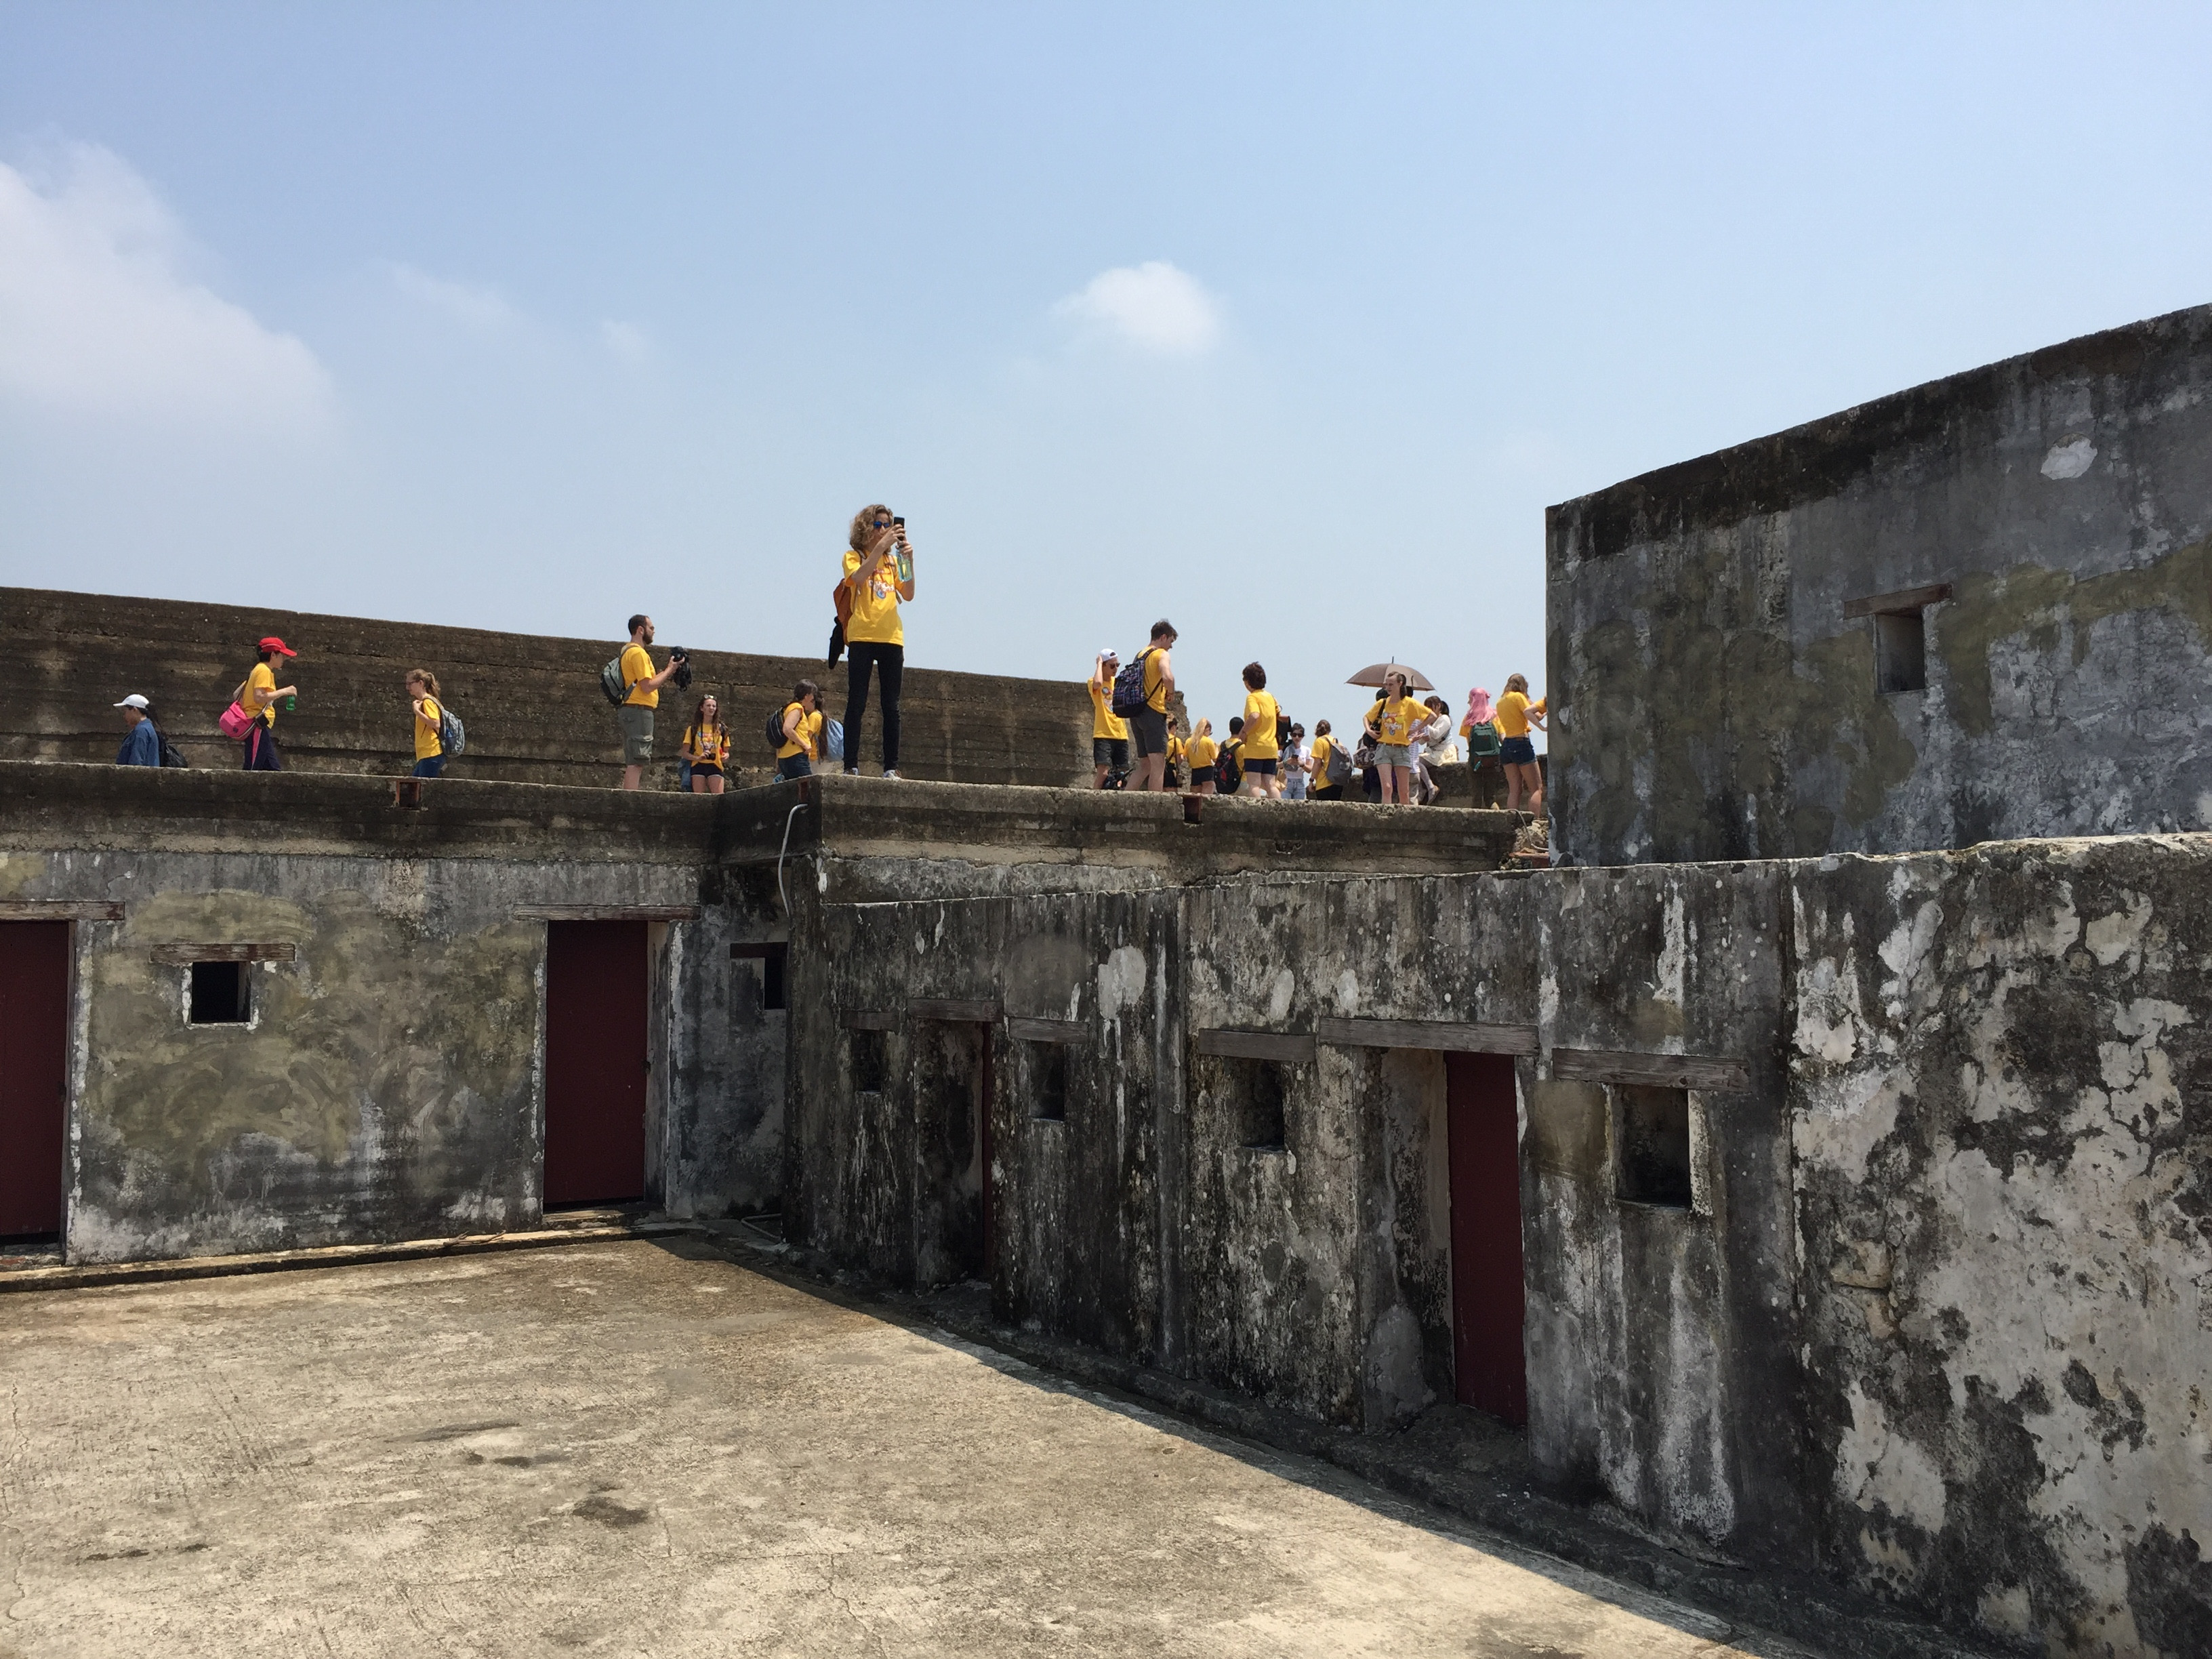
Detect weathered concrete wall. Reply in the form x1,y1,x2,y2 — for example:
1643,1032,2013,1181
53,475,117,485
781,834,2211,1653
1,586,1095,789
1549,303,2212,867
2,846,700,1262
1787,836,2212,1656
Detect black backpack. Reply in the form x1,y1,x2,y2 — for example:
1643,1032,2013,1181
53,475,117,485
157,731,187,769
764,705,792,750
1109,649,1155,718
1218,741,1242,793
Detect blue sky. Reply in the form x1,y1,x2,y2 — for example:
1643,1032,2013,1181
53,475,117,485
4,3,2210,745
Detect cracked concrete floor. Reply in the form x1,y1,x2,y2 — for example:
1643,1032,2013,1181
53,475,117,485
0,1239,1817,1658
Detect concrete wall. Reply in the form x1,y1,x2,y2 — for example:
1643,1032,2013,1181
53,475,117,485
1548,303,2212,867
0,764,784,1259
781,833,2212,1654
1,586,1096,789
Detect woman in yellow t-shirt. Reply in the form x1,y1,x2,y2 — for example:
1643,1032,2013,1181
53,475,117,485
1238,662,1282,798
839,505,915,777
1495,673,1548,817
405,669,446,779
777,679,826,782
1184,718,1219,796
681,695,732,795
1368,672,1427,805
1165,729,1187,790
237,635,298,772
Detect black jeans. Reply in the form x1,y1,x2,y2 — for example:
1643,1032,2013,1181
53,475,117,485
844,642,903,772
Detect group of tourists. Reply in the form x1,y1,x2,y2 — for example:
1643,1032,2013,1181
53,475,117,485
109,499,1544,813
1084,625,1547,813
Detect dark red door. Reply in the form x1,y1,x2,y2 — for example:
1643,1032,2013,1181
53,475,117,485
0,922,69,1237
1448,1051,1527,1425
543,921,648,1207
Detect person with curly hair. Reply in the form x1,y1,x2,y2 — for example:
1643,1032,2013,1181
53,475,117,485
838,504,915,777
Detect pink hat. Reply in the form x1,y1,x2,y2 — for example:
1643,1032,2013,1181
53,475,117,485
1465,687,1494,725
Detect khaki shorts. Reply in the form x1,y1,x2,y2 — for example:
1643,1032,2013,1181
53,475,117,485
617,704,655,764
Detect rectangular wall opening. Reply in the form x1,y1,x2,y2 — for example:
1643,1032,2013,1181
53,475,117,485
731,942,788,1012
188,960,250,1025
849,1027,890,1094
1875,609,1927,694
1229,1057,1288,1151
1446,1050,1527,1425
1025,1041,1069,1122
1614,1084,1692,1208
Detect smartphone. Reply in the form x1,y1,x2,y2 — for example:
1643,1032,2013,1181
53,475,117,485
893,518,912,583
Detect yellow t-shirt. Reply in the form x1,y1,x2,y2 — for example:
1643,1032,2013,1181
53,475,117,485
244,661,278,726
685,723,730,768
1495,691,1544,738
1241,691,1279,760
1187,734,1218,769
413,695,443,760
1166,733,1186,767
1376,695,1426,747
621,643,658,708
1089,682,1129,741
1309,734,1336,779
1141,647,1168,714
777,703,823,761
842,549,905,647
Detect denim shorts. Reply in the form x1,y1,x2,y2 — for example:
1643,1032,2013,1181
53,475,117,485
777,753,813,781
1376,743,1412,769
1499,735,1536,765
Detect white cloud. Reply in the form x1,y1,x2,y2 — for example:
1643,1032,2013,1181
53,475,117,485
0,142,331,428
1054,261,1221,354
600,319,651,366
388,262,519,329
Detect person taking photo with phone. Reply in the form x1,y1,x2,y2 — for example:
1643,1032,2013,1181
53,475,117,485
840,505,914,777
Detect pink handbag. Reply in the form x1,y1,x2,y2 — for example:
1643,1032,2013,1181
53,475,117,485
218,701,256,740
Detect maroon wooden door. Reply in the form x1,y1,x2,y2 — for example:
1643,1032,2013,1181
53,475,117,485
543,921,649,1207
1447,1050,1527,1425
0,922,70,1237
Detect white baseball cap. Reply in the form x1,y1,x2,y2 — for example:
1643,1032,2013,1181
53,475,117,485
114,694,150,710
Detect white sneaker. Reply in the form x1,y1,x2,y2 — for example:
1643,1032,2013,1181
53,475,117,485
882,769,901,779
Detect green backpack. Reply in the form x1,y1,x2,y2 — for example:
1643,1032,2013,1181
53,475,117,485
1465,720,1502,760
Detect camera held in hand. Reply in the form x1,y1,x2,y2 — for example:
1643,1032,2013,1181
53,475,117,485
668,647,694,691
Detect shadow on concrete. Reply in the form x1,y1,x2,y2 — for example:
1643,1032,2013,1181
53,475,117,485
651,1227,1994,1659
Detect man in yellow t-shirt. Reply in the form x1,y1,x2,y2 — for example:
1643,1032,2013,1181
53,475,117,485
1130,619,1178,792
839,504,917,777
776,679,826,781
617,613,682,791
1088,650,1131,787
1238,661,1282,798
1495,673,1548,817
1309,720,1345,800
1165,729,1187,790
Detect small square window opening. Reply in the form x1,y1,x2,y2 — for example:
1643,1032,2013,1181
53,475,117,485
188,960,250,1025
1614,1084,1692,1208
1875,609,1927,695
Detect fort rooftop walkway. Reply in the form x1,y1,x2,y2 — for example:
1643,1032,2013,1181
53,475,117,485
0,1239,1822,1659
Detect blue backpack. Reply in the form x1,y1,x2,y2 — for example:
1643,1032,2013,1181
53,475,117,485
438,706,466,758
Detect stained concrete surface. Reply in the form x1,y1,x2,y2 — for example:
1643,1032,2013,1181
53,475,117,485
0,1240,1821,1658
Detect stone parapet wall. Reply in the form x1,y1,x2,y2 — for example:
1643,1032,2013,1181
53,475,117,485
0,586,1094,790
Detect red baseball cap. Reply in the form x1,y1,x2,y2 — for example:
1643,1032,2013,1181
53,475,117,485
258,636,298,657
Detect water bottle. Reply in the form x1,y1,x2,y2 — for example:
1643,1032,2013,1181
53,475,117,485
283,695,297,713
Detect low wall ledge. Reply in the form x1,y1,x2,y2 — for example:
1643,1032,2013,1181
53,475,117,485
1315,1017,1539,1055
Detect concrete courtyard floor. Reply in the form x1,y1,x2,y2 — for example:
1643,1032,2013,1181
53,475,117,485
0,1237,1825,1659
